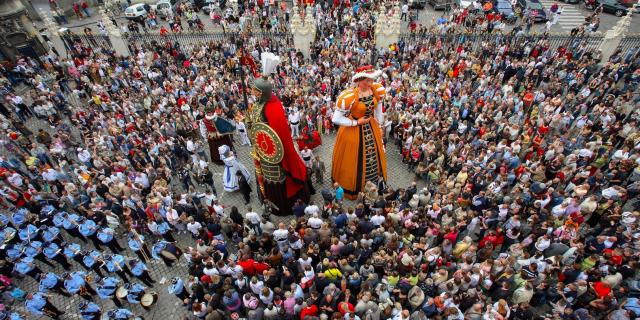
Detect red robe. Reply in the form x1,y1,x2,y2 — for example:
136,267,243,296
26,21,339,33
263,94,307,198
203,116,233,164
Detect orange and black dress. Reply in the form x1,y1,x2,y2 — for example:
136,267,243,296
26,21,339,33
331,83,387,199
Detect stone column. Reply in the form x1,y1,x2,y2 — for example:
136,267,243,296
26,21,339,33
229,0,238,16
598,4,635,64
19,0,39,20
39,8,67,57
374,4,402,51
100,8,129,57
290,6,316,59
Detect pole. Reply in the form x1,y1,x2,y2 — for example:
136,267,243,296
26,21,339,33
236,39,250,111
132,229,150,262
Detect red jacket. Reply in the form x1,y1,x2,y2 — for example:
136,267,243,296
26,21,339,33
238,259,256,276
300,305,318,320
443,231,458,244
479,235,498,248
253,261,271,275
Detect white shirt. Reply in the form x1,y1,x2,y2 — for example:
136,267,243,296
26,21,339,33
237,122,247,133
298,257,313,269
186,140,196,152
246,211,260,224
578,148,593,158
535,238,550,252
250,281,264,295
273,228,289,242
187,221,202,235
304,204,320,216
147,221,159,234
308,216,323,229
551,204,568,217
301,149,313,161
7,173,23,188
602,187,620,199
135,173,150,188
166,208,179,224
42,169,59,182
228,264,243,275
370,214,385,226
288,111,300,124
212,204,224,217
10,96,23,105
203,266,219,276
204,194,216,207
77,150,92,163
612,150,629,160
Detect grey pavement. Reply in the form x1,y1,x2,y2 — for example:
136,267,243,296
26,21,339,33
8,98,420,319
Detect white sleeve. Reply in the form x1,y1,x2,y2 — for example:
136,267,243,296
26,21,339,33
199,120,207,138
332,108,357,127
374,100,384,124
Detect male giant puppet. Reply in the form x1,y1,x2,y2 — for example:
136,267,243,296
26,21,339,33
246,52,309,215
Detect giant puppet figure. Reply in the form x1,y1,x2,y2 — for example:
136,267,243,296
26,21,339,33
200,107,236,164
246,52,309,215
331,66,387,199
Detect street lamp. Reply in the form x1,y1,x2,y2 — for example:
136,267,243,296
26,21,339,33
236,38,250,111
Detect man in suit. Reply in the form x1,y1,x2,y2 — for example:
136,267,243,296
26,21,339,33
311,156,325,184
237,171,252,205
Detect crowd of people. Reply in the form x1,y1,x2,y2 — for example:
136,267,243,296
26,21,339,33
1,0,640,319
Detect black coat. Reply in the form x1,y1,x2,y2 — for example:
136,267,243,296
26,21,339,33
237,174,251,194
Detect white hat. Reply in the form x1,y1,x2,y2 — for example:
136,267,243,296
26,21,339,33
352,65,382,82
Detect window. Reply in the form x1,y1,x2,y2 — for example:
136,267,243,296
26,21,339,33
528,2,544,9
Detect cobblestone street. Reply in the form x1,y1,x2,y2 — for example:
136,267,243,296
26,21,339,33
10,111,420,319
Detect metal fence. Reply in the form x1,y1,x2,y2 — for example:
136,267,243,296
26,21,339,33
60,33,115,56
399,32,640,56
60,31,640,60
124,32,293,53
616,35,640,55
399,32,606,52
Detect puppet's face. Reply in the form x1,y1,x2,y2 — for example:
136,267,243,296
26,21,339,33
357,78,374,90
250,86,262,98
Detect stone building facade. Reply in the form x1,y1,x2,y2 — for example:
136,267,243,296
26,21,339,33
0,0,47,62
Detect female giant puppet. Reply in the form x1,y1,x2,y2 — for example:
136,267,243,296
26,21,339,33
332,66,387,199
246,52,309,215
200,107,236,164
